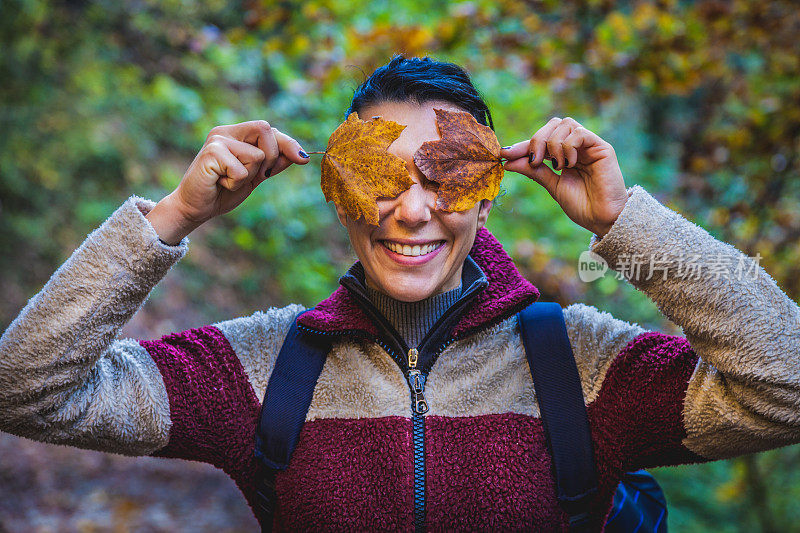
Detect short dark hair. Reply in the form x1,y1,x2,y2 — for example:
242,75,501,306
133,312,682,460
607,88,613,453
346,55,494,130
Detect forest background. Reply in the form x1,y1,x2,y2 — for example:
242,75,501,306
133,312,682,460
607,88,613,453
1,0,798,531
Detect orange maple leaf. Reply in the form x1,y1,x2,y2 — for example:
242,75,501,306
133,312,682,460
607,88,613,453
320,112,413,226
412,108,504,212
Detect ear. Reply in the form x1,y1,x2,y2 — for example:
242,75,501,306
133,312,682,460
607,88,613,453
334,203,348,228
476,199,492,230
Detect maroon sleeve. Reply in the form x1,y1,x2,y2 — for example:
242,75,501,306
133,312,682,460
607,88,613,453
587,331,707,480
139,325,261,473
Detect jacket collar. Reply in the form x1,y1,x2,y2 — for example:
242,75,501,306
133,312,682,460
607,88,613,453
338,251,487,318
296,227,540,340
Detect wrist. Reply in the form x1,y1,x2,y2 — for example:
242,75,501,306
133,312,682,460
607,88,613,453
145,193,202,245
593,224,613,240
592,190,631,239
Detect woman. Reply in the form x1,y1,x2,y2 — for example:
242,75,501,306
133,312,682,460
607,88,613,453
1,55,798,531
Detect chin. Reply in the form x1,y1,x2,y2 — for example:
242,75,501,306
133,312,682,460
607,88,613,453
386,285,436,303
379,275,440,302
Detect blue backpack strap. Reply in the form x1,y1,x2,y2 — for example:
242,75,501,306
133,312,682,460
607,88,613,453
517,302,598,532
254,309,333,532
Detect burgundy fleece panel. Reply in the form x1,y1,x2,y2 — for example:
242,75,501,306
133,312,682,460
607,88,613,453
587,331,706,494
296,284,379,335
452,227,540,338
139,326,264,517
425,413,574,531
273,416,414,531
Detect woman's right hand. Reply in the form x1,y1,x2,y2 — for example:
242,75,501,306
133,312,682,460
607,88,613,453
146,120,310,245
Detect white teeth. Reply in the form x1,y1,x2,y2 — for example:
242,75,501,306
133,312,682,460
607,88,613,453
383,241,443,257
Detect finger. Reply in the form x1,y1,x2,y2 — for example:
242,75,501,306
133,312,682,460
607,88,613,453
503,155,536,178
207,120,280,179
555,117,585,169
504,157,561,198
573,128,611,166
256,126,280,179
209,120,272,146
274,129,310,165
205,141,250,191
562,127,588,168
209,135,266,180
528,117,562,168
499,140,531,160
265,154,294,179
252,154,292,188
546,121,576,171
257,128,313,181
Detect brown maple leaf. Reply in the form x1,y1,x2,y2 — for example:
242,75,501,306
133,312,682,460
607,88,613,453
413,108,504,212
320,112,413,226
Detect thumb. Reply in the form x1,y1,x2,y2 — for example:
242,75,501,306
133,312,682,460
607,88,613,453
503,157,560,196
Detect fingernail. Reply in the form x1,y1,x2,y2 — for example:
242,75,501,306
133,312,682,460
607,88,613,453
501,146,512,150
299,149,309,159
550,157,558,168
265,166,274,178
528,153,535,165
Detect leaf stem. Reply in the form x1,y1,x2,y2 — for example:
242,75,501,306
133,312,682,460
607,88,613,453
305,152,511,162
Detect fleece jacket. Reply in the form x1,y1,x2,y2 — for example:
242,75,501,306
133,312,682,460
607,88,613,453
1,185,799,531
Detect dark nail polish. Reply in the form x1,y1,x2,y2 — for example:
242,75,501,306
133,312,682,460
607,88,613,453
550,157,558,168
501,146,512,150
528,153,535,164
299,149,309,159
265,166,274,178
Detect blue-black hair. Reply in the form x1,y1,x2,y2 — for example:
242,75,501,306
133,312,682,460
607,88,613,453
346,55,494,131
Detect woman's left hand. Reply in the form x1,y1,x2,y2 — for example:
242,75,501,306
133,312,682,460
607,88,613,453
501,117,630,238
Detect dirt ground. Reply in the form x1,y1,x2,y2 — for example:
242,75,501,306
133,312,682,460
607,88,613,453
0,432,258,532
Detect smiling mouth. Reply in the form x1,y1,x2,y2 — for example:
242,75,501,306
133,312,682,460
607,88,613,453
380,240,446,257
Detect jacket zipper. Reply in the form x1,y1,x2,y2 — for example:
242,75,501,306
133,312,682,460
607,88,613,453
296,322,437,532
404,333,467,533
341,277,487,533
299,269,501,532
407,347,427,532
296,282,540,532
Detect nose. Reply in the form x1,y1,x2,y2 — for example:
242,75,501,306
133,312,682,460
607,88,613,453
391,182,436,226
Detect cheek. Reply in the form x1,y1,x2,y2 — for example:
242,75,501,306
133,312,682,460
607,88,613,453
346,222,372,251
376,197,402,219
442,209,480,240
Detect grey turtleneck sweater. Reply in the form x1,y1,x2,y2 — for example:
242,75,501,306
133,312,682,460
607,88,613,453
366,282,463,349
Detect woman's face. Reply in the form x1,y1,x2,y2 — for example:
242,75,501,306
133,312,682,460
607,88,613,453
334,99,492,302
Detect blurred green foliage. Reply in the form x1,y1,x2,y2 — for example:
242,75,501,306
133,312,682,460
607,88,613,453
1,0,799,530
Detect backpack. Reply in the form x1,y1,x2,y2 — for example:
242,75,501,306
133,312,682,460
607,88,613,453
254,302,668,532
517,302,668,533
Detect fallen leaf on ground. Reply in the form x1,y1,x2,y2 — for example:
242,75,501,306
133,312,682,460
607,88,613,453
320,112,413,226
413,108,504,212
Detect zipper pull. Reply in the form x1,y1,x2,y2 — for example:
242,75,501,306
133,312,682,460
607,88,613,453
407,347,429,414
407,369,429,414
408,347,419,369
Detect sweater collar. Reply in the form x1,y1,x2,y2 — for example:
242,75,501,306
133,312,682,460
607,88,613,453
296,226,540,340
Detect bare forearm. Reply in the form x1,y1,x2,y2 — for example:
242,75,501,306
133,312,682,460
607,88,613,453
145,193,203,245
